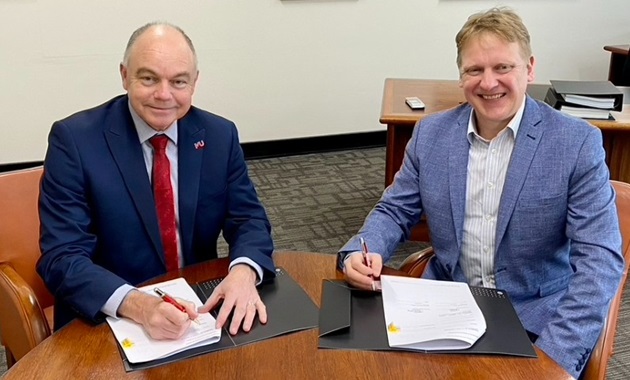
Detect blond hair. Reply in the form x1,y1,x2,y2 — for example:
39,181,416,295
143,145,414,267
455,8,532,69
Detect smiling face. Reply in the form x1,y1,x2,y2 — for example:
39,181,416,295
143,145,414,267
458,33,535,138
120,25,198,132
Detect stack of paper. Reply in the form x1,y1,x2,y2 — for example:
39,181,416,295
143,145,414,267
106,277,221,364
380,275,486,350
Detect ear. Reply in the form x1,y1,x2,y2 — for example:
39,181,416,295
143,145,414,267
120,63,129,91
189,70,200,95
526,56,536,83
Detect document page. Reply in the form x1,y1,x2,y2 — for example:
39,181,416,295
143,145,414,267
380,275,486,350
106,277,221,363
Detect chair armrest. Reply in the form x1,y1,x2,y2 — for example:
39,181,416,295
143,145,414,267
398,246,435,278
0,262,51,362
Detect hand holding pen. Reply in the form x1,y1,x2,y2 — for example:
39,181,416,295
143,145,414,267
360,237,382,291
154,287,200,324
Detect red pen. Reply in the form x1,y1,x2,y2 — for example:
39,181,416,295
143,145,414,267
360,238,381,291
154,287,199,324
360,237,371,268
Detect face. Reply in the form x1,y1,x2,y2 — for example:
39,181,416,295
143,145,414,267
120,26,198,131
458,33,535,136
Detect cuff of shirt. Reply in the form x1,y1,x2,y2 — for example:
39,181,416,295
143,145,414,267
339,251,362,271
229,257,264,286
101,283,136,319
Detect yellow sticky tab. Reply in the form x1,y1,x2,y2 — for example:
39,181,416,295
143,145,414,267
121,338,134,349
387,322,401,334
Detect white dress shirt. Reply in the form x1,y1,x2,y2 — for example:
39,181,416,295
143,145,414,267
460,98,526,288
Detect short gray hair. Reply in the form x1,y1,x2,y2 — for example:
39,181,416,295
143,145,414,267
122,21,197,67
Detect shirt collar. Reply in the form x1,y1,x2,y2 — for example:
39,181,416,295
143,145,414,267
128,101,178,145
466,96,526,143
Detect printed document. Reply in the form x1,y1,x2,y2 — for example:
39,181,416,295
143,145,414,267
106,277,221,363
380,275,486,350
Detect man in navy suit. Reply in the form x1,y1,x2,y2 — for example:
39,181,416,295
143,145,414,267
38,22,275,339
340,8,623,378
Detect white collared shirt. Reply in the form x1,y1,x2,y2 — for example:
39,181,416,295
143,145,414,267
460,98,526,288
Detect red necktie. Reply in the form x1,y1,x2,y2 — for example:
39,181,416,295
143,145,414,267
149,135,179,271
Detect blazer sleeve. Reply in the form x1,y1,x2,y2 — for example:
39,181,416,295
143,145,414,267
220,125,275,279
534,126,624,378
37,121,129,323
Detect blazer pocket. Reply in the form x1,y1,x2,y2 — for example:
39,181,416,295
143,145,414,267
538,273,571,297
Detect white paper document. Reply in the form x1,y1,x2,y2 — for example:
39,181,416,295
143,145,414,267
380,275,486,351
106,277,221,363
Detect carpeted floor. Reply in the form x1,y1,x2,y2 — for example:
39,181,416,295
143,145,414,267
1,147,628,378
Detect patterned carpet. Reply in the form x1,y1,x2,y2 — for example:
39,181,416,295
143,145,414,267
1,147,628,378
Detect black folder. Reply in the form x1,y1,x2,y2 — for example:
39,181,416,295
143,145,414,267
120,268,319,372
549,80,623,111
318,280,536,358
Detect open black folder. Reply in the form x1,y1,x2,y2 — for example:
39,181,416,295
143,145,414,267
318,280,536,358
120,268,319,372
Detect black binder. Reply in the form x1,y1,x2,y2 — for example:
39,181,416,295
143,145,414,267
318,280,536,358
120,268,319,372
549,80,623,111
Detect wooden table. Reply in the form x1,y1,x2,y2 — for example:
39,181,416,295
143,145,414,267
604,45,629,85
381,78,630,189
3,251,571,380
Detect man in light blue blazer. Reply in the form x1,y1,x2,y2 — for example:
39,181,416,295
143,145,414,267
340,8,623,378
38,22,274,339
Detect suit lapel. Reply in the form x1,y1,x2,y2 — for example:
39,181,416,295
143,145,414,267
177,114,205,265
495,97,543,246
104,98,164,264
449,109,472,250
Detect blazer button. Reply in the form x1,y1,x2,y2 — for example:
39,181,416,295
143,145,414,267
576,364,582,372
445,264,452,272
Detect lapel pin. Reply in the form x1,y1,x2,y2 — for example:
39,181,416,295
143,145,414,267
194,140,205,150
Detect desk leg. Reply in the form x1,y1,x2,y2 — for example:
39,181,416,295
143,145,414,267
385,123,413,187
603,132,630,183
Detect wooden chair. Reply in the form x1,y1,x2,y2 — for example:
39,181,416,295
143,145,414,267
399,180,630,380
0,166,54,368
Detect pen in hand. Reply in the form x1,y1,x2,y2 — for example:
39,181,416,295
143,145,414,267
360,237,381,292
360,237,372,269
154,287,200,324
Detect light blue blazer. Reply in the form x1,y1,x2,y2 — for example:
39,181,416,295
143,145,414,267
341,96,624,378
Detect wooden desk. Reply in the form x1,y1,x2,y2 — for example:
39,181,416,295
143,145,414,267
3,251,570,380
381,78,630,189
604,45,629,85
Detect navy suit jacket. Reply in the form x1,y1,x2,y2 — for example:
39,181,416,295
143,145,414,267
340,97,624,378
38,95,275,330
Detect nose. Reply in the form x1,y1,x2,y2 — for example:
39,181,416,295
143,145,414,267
153,80,172,100
479,69,499,90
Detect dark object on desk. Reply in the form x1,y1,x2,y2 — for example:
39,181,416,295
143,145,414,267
120,268,319,372
622,46,630,86
544,87,614,120
318,280,536,358
549,80,623,111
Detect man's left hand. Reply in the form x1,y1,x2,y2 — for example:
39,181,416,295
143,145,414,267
198,264,267,335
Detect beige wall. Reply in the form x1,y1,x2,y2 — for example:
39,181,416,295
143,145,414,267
1,0,628,163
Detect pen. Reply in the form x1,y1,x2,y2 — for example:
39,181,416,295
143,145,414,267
154,287,199,324
360,237,371,269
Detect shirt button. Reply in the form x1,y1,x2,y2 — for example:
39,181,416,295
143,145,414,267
488,182,495,189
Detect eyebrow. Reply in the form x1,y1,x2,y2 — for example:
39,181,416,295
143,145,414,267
135,67,192,80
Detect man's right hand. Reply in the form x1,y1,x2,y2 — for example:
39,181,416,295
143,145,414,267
117,289,198,340
343,252,383,291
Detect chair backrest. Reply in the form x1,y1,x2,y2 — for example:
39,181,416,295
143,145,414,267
583,180,630,380
0,166,53,364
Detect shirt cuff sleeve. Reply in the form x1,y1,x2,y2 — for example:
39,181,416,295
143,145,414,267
101,283,136,319
229,257,264,286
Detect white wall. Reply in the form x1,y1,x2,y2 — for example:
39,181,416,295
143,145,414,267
1,0,628,164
